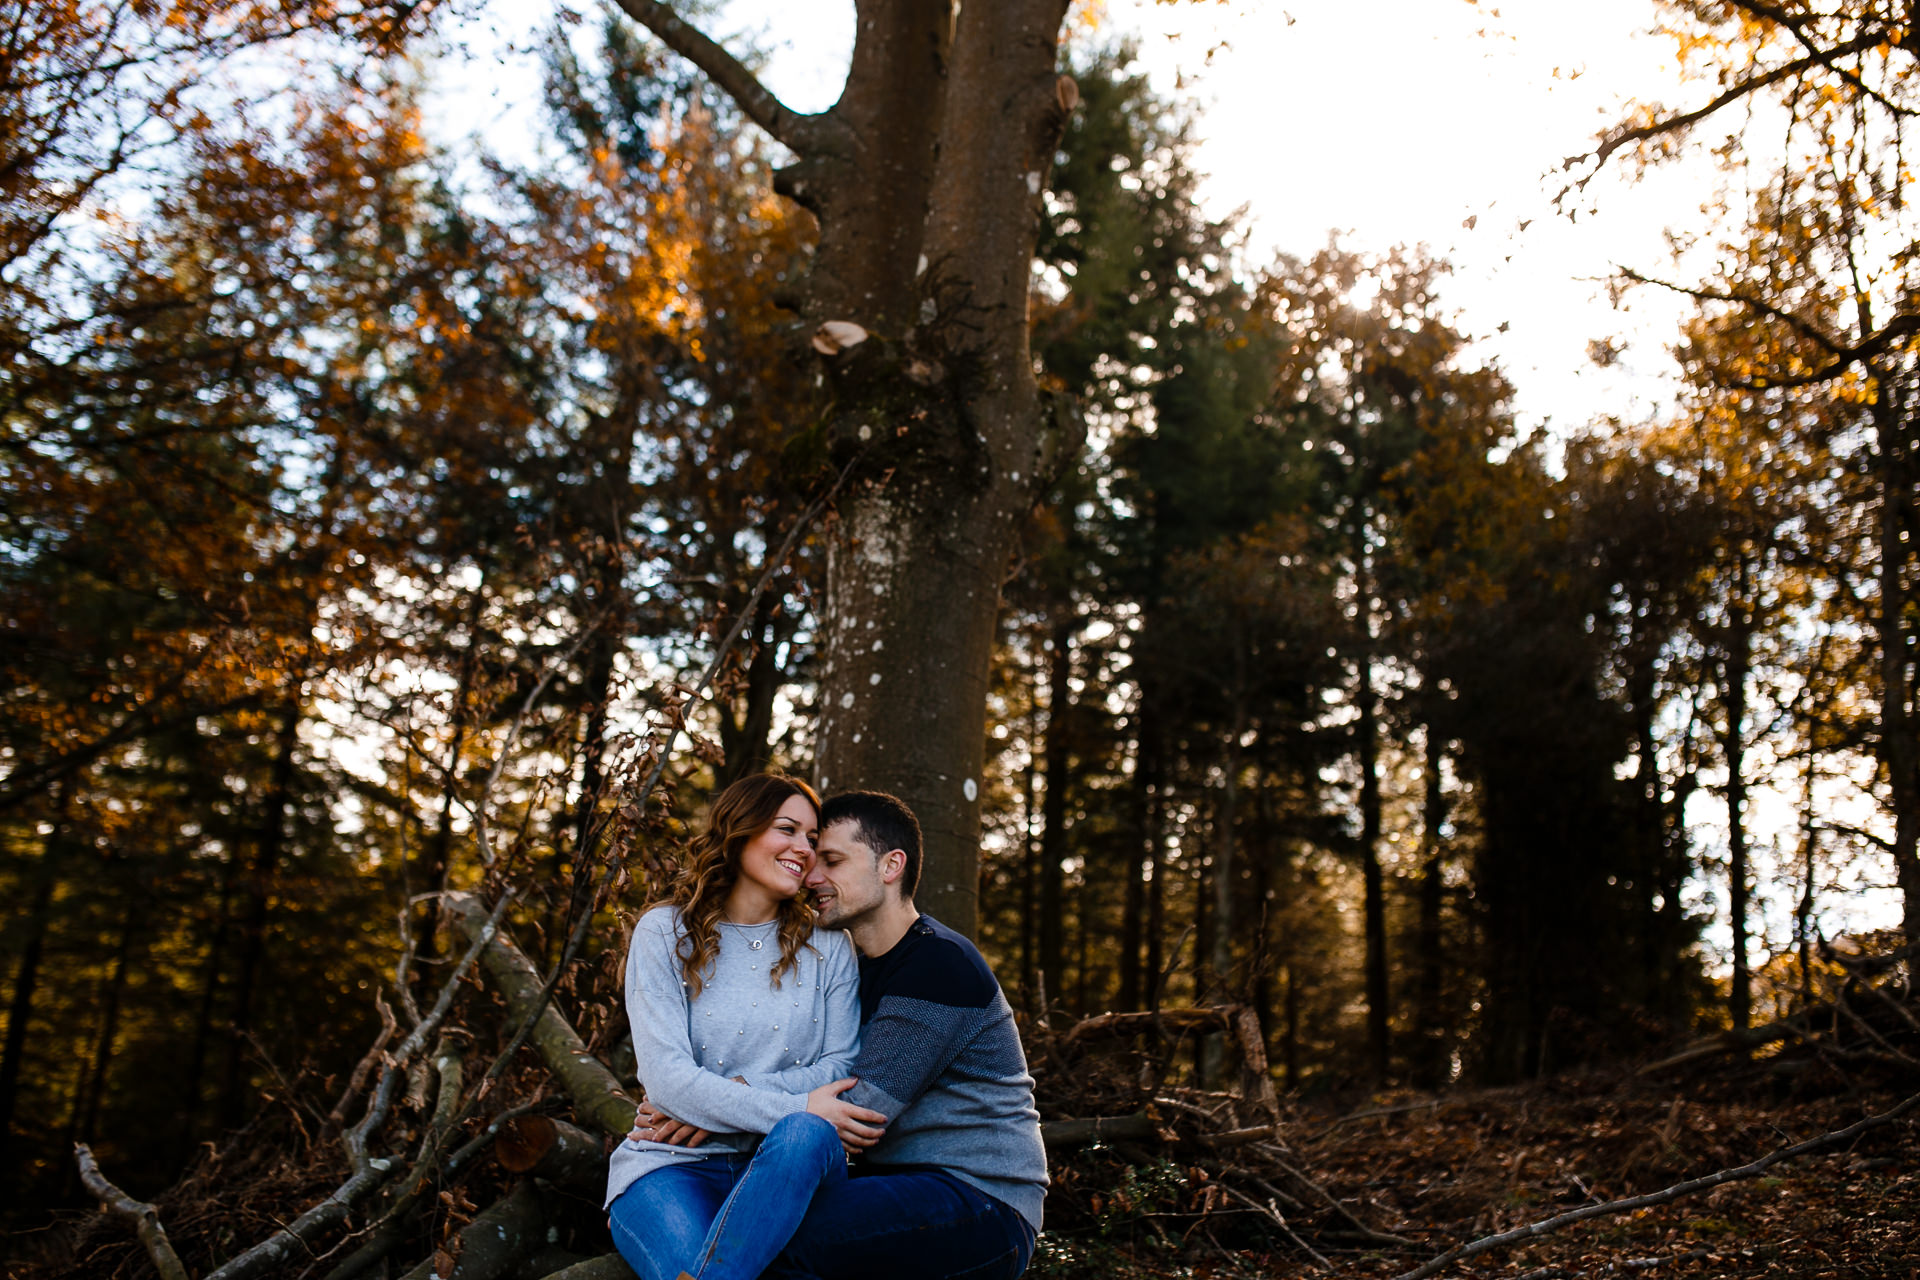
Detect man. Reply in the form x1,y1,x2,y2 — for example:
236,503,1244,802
633,789,1047,1280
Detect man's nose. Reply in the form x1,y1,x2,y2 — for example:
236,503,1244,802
804,865,828,889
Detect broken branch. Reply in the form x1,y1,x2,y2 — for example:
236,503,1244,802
73,1143,190,1280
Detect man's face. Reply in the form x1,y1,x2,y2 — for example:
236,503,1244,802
807,819,890,928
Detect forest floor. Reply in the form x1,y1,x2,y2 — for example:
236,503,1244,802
17,1048,1917,1280
20,978,1918,1280
1035,1059,1919,1279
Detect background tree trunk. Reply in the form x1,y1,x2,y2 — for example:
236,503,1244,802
219,697,302,1131
617,0,1077,936
0,798,64,1159
1038,615,1072,1002
1415,730,1447,1086
1358,651,1389,1078
1722,552,1754,1031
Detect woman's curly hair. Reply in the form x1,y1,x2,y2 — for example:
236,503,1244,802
652,772,821,997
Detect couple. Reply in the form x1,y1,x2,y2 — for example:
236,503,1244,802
604,773,1047,1280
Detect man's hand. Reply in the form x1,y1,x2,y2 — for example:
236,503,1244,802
629,1100,710,1148
806,1077,886,1155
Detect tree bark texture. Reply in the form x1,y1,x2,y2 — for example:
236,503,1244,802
612,0,1080,938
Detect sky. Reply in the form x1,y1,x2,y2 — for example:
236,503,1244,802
422,0,1903,949
430,0,1712,433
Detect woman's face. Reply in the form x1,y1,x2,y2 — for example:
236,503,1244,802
733,792,819,908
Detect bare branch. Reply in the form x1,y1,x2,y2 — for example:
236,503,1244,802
604,0,832,152
73,1144,190,1280
1220,1182,1331,1270
1734,313,1920,388
1726,2,1917,119
1615,266,1920,388
1817,820,1899,853
1614,266,1842,352
1582,27,1889,175
1391,1090,1920,1280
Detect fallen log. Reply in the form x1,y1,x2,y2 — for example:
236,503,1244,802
1636,1015,1809,1075
445,891,639,1138
1062,1005,1243,1046
399,1180,548,1280
539,1255,636,1279
1041,1111,1169,1148
496,1114,609,1193
513,1247,598,1279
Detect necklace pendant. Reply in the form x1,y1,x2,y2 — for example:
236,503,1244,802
749,937,765,950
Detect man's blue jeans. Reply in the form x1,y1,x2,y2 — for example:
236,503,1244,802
608,1112,844,1280
764,1164,1036,1280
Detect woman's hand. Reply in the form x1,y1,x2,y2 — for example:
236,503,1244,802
805,1077,887,1154
629,1100,711,1148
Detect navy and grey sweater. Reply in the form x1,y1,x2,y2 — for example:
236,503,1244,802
840,915,1048,1231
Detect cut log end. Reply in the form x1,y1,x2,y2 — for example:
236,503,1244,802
495,1114,559,1173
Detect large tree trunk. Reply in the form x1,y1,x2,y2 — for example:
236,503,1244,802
615,0,1077,937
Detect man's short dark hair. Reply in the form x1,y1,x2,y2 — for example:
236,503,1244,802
819,790,923,899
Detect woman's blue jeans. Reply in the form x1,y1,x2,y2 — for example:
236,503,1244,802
608,1112,1035,1280
608,1112,844,1280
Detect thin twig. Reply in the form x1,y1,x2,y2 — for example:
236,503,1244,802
468,618,604,868
1219,1182,1331,1270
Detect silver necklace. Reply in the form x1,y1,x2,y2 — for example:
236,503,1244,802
721,919,776,950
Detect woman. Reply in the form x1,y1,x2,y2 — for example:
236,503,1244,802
605,772,878,1280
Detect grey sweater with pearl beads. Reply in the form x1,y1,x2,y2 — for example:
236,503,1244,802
604,905,861,1208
